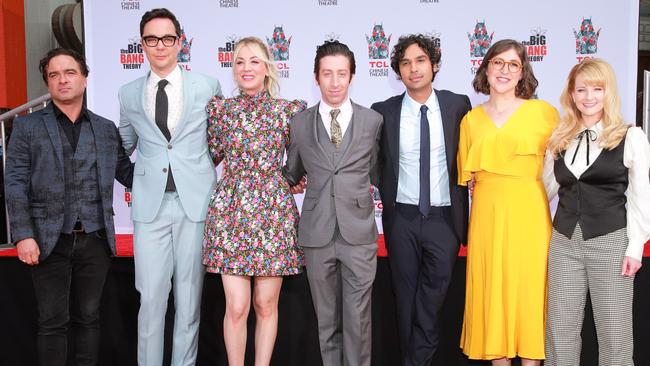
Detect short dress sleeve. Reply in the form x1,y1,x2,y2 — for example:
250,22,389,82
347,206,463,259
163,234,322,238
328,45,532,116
206,95,225,165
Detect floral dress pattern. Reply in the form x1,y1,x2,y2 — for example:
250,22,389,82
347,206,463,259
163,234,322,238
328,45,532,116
203,91,306,276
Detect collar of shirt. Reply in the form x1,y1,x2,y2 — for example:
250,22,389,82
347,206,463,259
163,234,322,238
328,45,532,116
51,102,89,124
401,90,440,117
318,98,353,137
145,66,184,135
563,120,605,176
147,65,182,92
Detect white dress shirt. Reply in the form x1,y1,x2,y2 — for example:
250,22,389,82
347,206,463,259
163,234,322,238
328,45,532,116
145,66,184,137
543,122,650,260
396,91,450,207
319,98,353,139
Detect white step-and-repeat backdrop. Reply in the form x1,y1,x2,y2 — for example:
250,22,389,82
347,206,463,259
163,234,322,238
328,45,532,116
83,0,639,244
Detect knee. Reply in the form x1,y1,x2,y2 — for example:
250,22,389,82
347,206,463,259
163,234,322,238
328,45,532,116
253,296,278,320
225,299,250,324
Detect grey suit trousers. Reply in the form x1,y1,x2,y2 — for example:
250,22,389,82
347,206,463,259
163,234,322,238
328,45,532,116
304,227,377,366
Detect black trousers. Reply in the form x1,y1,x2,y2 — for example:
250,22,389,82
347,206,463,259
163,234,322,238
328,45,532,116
31,230,111,366
384,203,459,366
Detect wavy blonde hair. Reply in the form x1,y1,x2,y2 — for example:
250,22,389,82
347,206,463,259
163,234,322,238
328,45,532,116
232,36,280,97
547,58,628,158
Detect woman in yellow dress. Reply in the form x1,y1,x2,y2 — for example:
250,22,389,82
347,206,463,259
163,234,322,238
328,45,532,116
458,39,559,365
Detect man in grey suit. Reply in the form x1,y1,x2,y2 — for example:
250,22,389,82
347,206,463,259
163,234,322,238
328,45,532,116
117,8,221,366
283,41,383,366
5,48,133,366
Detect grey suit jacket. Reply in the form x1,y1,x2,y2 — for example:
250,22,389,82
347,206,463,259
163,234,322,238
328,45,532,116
283,101,383,247
5,103,134,260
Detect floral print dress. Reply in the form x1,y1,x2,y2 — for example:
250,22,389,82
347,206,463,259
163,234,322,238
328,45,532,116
203,91,306,276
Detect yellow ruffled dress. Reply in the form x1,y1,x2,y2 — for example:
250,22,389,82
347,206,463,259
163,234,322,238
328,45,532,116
458,99,559,360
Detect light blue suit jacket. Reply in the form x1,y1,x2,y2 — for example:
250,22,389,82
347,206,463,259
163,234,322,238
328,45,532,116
118,67,222,223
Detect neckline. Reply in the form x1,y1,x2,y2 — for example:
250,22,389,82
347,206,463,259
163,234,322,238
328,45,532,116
479,99,528,129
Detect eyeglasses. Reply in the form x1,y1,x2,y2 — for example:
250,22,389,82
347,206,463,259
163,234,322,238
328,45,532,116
142,35,178,47
488,58,523,73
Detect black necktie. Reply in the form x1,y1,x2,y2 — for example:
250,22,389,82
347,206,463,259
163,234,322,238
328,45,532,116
155,79,176,191
155,79,171,141
419,105,430,217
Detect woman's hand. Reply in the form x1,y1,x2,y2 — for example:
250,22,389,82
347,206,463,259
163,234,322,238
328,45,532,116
468,173,476,197
621,256,642,277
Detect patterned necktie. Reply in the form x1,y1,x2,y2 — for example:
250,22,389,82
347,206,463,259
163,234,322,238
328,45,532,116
419,105,430,217
155,79,171,141
330,108,342,148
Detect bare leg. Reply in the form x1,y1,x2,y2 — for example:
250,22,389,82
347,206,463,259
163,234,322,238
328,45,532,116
222,275,252,366
492,357,511,366
252,276,283,366
521,358,541,366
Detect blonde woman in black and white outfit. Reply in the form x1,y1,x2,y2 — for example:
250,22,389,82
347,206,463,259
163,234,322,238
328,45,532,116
543,58,650,366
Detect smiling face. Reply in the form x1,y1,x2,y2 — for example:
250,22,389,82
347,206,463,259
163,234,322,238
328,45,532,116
46,55,87,106
486,48,523,96
234,45,268,95
141,17,180,77
316,54,352,107
572,73,605,125
398,43,437,96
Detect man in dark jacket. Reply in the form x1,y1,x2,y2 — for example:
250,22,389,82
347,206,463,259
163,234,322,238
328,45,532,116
4,48,133,366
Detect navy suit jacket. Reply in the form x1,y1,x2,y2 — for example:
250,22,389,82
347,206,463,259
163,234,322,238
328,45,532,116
371,89,471,244
5,103,134,260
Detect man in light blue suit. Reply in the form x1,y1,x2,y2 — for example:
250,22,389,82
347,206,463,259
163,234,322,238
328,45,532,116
117,8,222,366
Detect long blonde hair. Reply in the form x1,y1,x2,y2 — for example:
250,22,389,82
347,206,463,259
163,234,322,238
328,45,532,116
547,58,628,158
232,36,280,97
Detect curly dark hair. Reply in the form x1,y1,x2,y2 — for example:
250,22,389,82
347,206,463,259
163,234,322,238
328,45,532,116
313,40,356,78
140,8,181,37
472,39,538,99
39,48,89,84
390,34,441,82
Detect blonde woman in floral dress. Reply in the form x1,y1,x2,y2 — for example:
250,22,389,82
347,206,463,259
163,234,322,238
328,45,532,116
202,36,306,366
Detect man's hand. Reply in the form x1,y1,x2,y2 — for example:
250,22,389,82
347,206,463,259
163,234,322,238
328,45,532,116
16,238,40,266
290,176,307,194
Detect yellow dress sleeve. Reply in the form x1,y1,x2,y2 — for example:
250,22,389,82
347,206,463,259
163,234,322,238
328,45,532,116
457,112,472,186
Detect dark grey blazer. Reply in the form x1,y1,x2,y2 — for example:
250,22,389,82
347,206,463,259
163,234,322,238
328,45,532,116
5,103,134,260
283,101,383,247
371,90,471,244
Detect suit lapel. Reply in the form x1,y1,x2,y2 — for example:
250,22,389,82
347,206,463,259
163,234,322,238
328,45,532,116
386,94,404,179
172,68,195,141
334,101,362,170
139,71,171,142
310,104,334,169
88,112,106,187
42,104,64,169
435,89,455,173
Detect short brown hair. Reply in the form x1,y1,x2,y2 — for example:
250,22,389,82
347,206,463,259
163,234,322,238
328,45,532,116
472,39,538,99
39,48,89,84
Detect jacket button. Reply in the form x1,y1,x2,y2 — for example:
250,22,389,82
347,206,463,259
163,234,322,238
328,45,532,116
167,144,172,149
331,194,335,197
162,168,168,173
334,171,339,175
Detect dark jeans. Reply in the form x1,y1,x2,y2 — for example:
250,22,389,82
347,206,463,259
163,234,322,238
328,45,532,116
31,230,111,366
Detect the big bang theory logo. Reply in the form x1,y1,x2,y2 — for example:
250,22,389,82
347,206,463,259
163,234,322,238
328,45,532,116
217,35,239,68
521,27,548,63
120,37,144,70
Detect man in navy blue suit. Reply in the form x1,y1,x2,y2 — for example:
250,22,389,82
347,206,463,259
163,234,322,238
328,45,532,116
371,34,471,366
5,48,133,366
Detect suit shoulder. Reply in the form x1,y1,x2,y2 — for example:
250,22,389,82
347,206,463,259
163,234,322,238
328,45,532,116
354,104,383,123
290,104,315,126
88,110,117,128
371,94,402,112
119,76,145,95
